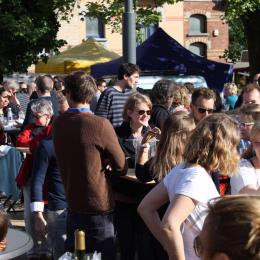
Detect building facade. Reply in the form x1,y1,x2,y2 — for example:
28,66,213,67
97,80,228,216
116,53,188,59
57,0,228,62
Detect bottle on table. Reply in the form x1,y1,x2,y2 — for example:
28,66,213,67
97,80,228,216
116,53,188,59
74,229,87,260
7,108,13,122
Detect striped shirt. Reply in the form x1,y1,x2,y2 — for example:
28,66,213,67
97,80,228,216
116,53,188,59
95,86,133,127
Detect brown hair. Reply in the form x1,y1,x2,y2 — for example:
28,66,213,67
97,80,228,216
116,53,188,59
184,113,240,175
65,71,97,103
206,195,260,259
149,112,195,181
191,87,216,105
0,211,9,242
171,85,190,108
243,83,260,94
240,103,260,121
123,93,152,122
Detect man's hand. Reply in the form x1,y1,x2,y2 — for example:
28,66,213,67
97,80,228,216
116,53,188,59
34,212,47,241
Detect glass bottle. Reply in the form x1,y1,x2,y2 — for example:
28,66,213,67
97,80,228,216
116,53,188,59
74,229,87,260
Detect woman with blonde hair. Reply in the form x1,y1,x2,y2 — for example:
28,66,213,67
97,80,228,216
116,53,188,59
195,195,260,260
231,122,260,195
114,92,154,260
115,92,152,168
223,82,238,110
136,111,195,182
138,113,240,260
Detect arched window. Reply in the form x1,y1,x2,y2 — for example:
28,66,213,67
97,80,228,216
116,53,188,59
189,14,206,34
85,17,104,38
189,42,207,57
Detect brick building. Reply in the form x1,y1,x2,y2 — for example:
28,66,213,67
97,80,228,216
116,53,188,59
57,0,228,62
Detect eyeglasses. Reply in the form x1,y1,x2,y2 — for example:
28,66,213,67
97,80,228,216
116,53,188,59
196,107,214,114
194,235,203,257
137,110,151,116
239,122,254,127
33,114,46,120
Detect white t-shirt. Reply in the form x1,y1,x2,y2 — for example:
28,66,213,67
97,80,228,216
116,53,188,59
163,163,219,260
231,159,260,194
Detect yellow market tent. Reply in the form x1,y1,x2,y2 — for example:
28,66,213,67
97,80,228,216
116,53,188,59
35,38,120,74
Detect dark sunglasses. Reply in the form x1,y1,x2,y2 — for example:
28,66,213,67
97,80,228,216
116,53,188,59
197,107,214,114
137,110,151,116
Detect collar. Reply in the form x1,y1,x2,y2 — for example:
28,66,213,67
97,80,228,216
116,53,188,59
67,107,93,113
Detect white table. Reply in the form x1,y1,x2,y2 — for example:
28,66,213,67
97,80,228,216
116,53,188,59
0,229,33,259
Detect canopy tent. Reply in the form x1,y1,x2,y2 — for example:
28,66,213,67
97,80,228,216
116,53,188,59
35,38,120,74
91,28,233,91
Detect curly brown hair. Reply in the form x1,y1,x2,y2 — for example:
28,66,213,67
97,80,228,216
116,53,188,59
184,113,240,176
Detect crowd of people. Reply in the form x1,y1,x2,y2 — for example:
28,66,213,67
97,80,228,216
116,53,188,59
0,64,260,260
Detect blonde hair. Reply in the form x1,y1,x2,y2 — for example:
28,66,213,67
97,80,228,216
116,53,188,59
123,92,152,122
149,112,195,181
206,195,260,259
224,82,238,96
171,85,190,108
184,113,240,176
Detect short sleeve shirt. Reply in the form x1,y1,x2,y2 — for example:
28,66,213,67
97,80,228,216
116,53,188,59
231,159,260,194
163,163,219,260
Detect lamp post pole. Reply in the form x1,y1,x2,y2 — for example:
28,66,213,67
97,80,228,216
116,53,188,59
123,0,136,64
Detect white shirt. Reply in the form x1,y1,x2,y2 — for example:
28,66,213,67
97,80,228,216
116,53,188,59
163,163,219,260
231,159,260,194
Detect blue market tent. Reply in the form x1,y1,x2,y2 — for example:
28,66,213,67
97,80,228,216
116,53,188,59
91,28,233,91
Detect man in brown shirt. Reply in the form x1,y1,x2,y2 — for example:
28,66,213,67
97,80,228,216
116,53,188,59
53,71,127,260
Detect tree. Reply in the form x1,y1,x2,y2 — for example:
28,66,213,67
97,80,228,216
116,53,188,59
223,0,260,79
85,0,260,79
221,18,247,63
0,0,76,82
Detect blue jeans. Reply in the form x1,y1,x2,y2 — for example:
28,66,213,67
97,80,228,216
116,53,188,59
65,210,116,260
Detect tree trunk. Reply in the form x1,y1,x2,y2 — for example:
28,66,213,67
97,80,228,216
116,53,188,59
242,10,260,81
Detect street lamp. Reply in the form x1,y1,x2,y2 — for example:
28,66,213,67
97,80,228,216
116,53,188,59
123,0,136,64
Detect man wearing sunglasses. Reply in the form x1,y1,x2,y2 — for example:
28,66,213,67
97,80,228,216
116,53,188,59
190,88,216,124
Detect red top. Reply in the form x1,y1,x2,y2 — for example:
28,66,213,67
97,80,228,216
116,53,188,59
16,123,52,187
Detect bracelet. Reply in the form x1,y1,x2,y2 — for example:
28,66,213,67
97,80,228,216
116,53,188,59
140,143,150,149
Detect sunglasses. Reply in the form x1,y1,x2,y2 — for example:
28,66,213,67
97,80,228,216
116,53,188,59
137,110,151,116
196,107,214,114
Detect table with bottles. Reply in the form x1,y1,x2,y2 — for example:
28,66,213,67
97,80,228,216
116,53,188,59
0,109,25,145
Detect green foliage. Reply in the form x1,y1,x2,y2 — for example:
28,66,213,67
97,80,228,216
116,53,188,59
0,0,75,76
224,0,260,22
84,0,177,36
221,17,247,62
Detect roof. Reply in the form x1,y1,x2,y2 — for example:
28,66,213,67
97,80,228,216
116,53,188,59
35,38,120,74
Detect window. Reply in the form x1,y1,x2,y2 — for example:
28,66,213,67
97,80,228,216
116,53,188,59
138,23,158,45
85,17,104,38
189,42,207,57
189,14,206,34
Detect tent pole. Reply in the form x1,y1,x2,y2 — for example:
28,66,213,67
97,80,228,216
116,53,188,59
123,0,136,64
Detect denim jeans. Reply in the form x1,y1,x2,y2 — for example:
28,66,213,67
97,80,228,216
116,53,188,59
65,210,116,260
47,209,67,260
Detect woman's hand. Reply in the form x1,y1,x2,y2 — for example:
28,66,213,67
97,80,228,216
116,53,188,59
141,127,161,144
